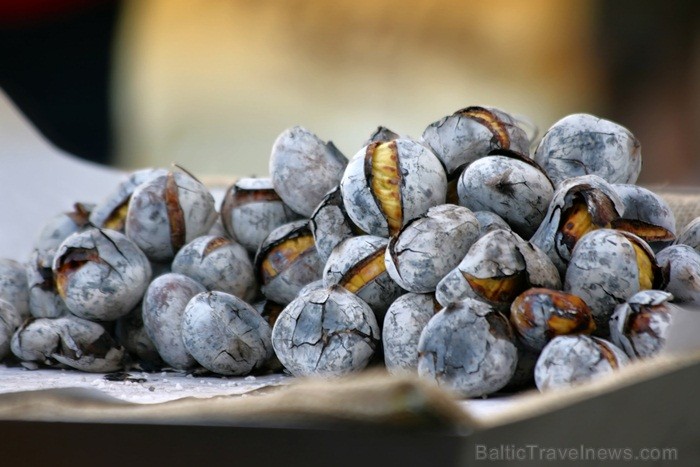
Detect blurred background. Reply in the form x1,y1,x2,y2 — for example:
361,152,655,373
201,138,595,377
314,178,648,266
0,0,698,185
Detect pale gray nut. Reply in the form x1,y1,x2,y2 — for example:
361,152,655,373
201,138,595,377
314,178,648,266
11,316,125,372
533,113,642,186
220,177,301,253
611,184,676,253
0,299,22,360
656,245,700,305
254,220,324,305
435,229,561,311
297,279,326,298
565,229,660,335
417,298,518,398
364,126,400,145
310,186,361,264
473,211,511,237
52,228,152,321
530,174,625,277
115,303,164,369
385,204,480,293
182,291,273,376
0,258,29,320
340,138,447,237
269,126,348,217
534,335,629,391
323,235,404,320
457,150,554,239
142,273,206,370
421,106,530,176
383,293,438,375
26,249,71,318
11,318,59,366
125,171,217,262
609,290,677,359
676,216,700,254
271,286,379,377
90,168,169,231
50,316,125,372
172,235,257,302
33,203,93,264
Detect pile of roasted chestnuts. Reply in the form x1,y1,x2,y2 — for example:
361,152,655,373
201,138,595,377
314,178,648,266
1,107,699,399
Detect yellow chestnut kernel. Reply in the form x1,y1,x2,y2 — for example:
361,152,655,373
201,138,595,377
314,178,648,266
631,242,654,290
340,251,386,293
370,142,402,235
260,235,315,283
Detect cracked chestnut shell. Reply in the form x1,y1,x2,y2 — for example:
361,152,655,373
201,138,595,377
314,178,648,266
172,235,257,302
534,335,629,391
323,235,404,320
220,177,301,253
340,138,447,237
269,126,348,217
52,228,152,321
417,298,518,398
182,291,273,376
142,273,206,370
435,229,561,311
25,249,71,319
384,204,480,293
609,290,678,359
531,174,625,276
271,285,380,377
0,258,29,320
611,184,676,253
383,293,439,375
11,316,125,372
0,299,22,360
421,106,530,176
676,216,700,255
125,170,217,262
533,113,642,186
254,220,324,305
656,245,700,305
310,186,362,264
565,229,661,335
510,288,595,351
90,168,168,231
457,150,554,239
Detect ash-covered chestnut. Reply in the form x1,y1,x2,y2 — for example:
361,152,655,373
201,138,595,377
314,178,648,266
125,170,217,262
310,186,361,263
269,126,348,217
220,177,301,253
435,229,561,311
656,245,700,305
142,273,206,370
510,288,595,351
417,298,518,398
340,138,447,237
182,291,273,376
11,316,125,372
676,216,700,254
565,229,661,334
609,290,678,359
171,235,257,302
255,220,324,305
421,106,530,176
533,113,642,186
115,303,164,369
457,150,554,238
323,235,404,319
90,168,168,231
271,286,380,377
53,228,152,321
383,293,439,375
25,249,71,319
530,174,625,276
473,211,511,237
0,258,29,320
0,299,22,360
33,203,93,261
611,184,676,252
534,335,630,391
384,205,480,293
